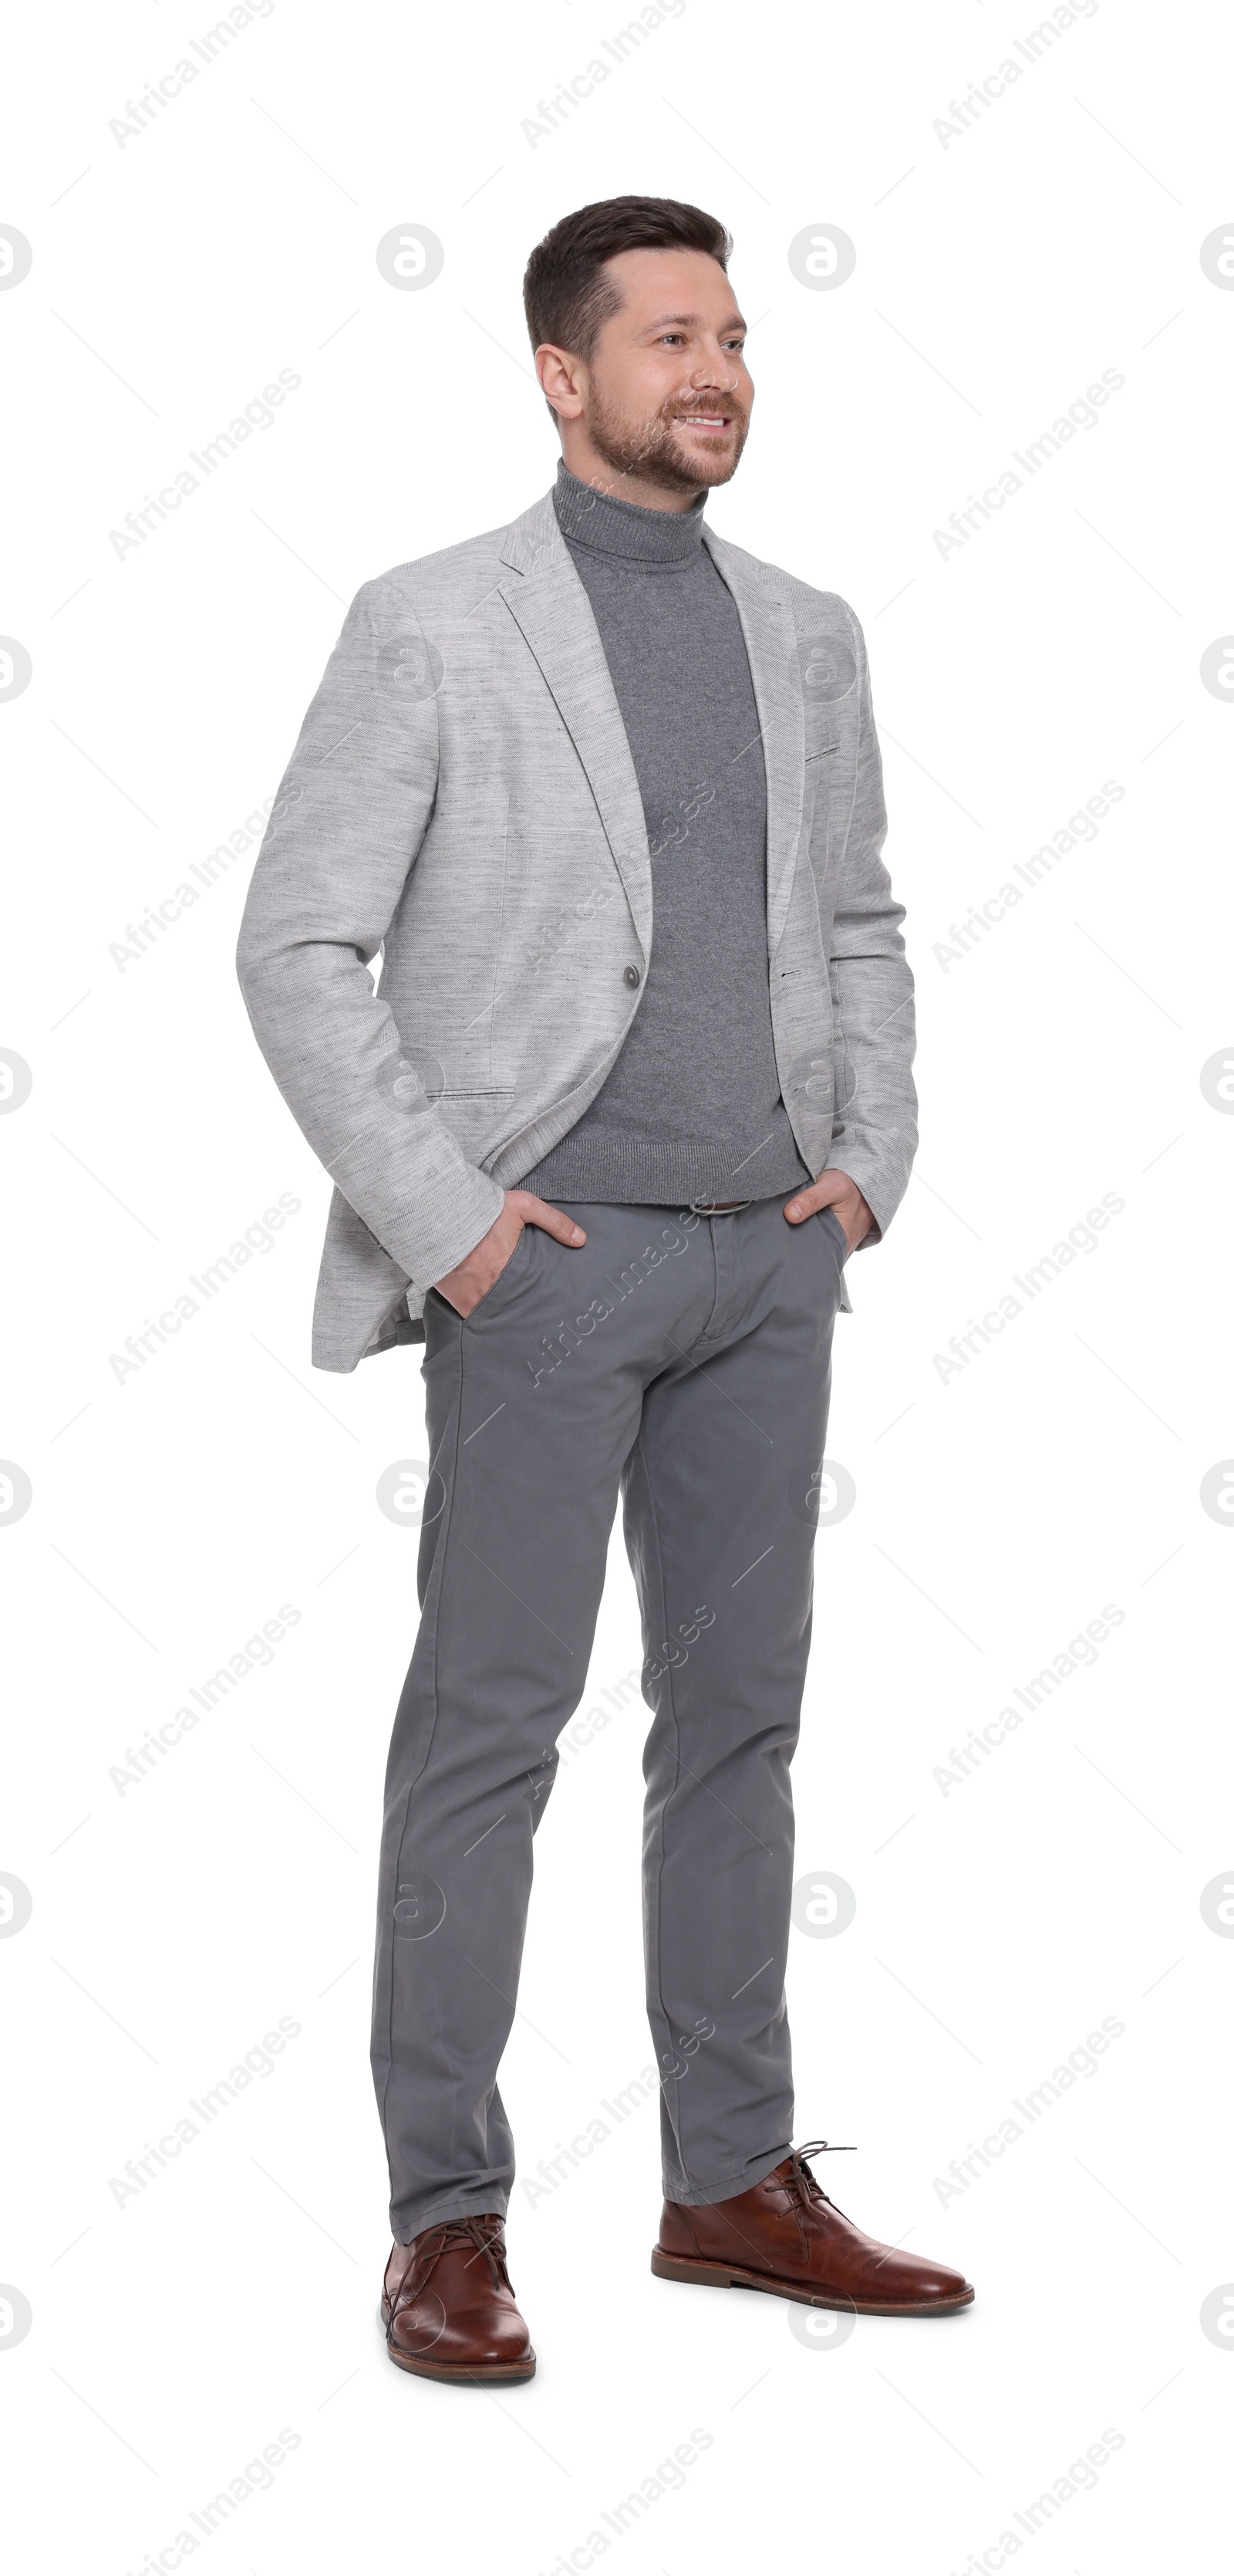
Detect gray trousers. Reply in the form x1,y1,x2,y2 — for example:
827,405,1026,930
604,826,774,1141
370,1196,847,2243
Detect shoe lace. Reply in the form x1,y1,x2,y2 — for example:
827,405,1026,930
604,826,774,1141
400,2214,512,2303
784,2138,856,2218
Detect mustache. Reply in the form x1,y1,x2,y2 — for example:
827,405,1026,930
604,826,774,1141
661,393,746,426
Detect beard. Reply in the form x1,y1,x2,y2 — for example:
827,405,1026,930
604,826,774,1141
582,380,750,498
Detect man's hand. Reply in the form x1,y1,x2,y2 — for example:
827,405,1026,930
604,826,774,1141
783,1168,875,1254
433,1189,586,1318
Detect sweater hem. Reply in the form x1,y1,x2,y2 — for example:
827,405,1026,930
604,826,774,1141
521,1134,813,1206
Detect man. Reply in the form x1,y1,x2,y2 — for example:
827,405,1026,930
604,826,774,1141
237,195,973,2384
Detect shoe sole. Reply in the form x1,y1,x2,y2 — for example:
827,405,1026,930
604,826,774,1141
650,2247,973,2316
379,2304,536,2382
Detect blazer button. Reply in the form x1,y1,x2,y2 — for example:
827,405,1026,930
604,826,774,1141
623,964,641,988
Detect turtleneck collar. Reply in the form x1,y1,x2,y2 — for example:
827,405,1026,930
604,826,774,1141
553,459,707,566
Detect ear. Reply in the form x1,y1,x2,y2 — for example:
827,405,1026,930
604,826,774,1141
535,343,586,420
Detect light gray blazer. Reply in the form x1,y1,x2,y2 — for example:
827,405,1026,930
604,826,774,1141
235,487,916,1372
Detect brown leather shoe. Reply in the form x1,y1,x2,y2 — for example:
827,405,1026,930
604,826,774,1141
652,2141,973,2317
380,2214,535,2382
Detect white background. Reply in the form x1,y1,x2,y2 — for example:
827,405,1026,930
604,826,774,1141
2,1,1232,2568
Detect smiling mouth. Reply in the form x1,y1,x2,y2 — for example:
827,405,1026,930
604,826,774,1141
674,413,734,432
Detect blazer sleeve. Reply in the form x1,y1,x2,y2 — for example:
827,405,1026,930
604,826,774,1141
234,579,504,1288
824,609,918,1241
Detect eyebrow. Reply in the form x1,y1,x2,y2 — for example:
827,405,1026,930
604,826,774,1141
641,310,748,333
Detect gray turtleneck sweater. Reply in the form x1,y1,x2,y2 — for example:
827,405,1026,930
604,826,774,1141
521,463,812,1209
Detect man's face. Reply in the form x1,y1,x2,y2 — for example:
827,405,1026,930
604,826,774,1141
544,247,753,498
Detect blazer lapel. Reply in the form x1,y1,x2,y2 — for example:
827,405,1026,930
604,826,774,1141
499,494,652,955
702,529,805,959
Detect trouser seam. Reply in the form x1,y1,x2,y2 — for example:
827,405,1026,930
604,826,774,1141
632,1422,686,2179
378,1308,469,2165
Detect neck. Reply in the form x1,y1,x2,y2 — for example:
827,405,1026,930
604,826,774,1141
555,429,704,514
553,463,706,563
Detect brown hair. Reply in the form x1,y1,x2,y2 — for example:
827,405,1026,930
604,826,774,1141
523,195,732,363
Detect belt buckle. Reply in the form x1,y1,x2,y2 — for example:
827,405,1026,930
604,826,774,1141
688,1198,750,1217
